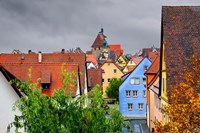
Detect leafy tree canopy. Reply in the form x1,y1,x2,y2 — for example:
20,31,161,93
106,78,122,101
155,54,200,133
7,69,130,133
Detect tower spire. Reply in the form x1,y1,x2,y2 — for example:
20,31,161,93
100,24,104,33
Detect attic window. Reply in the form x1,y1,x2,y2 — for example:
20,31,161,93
144,66,148,71
41,72,51,90
42,84,50,90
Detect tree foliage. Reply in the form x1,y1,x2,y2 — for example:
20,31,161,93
7,69,130,133
155,54,200,133
106,78,122,100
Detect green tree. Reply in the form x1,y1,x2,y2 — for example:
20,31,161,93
106,78,122,101
7,69,130,133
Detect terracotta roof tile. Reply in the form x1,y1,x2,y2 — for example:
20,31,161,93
109,44,123,56
146,56,160,74
0,53,86,96
147,52,160,62
87,68,102,90
162,6,200,88
91,33,105,47
86,54,97,66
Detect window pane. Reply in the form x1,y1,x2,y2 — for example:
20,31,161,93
130,78,140,84
132,90,138,97
113,69,117,74
143,90,146,97
143,77,146,85
128,103,133,110
126,90,131,97
138,103,144,110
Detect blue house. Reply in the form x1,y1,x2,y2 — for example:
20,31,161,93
119,57,151,118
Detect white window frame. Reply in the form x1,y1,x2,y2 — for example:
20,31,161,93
128,103,133,111
138,103,144,110
132,90,138,97
130,77,140,85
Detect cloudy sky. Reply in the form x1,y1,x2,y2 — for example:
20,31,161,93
0,0,199,54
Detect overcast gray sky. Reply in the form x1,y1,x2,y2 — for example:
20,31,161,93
0,0,199,54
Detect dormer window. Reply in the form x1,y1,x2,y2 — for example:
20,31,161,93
41,72,51,90
42,84,50,90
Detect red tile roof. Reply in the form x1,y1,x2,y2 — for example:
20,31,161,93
0,65,22,97
141,48,160,57
109,44,123,56
161,6,200,88
146,56,160,74
86,54,98,66
91,33,105,47
147,52,160,62
87,68,102,90
0,52,86,96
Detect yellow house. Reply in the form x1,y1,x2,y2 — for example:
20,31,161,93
101,58,124,98
160,42,168,123
115,55,128,70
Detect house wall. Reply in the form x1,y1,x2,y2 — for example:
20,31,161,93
148,77,159,132
101,62,123,97
123,60,136,73
119,58,151,118
0,72,20,133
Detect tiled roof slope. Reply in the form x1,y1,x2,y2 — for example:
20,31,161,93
87,68,102,91
109,44,123,56
0,53,86,96
147,52,160,62
146,55,160,74
162,6,200,88
86,54,98,66
91,33,105,47
0,65,22,97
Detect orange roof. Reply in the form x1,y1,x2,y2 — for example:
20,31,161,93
147,52,160,62
0,52,86,96
86,54,97,66
146,55,160,74
109,44,123,56
109,44,121,51
127,66,135,72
